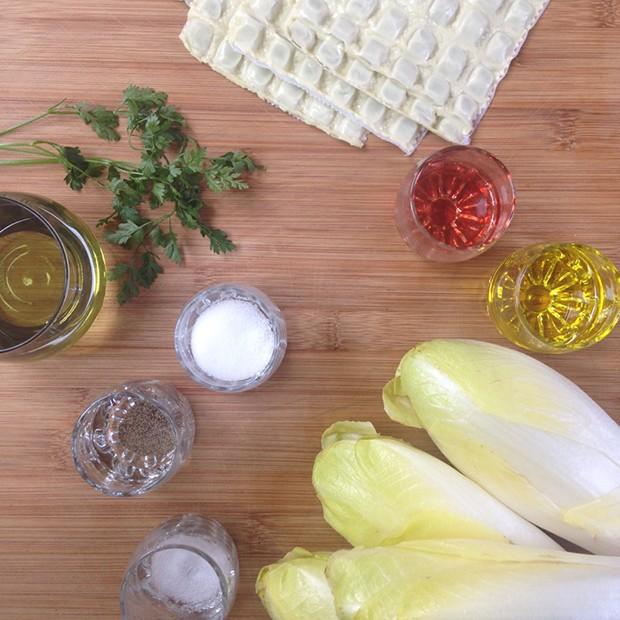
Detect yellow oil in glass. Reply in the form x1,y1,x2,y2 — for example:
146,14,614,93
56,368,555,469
0,231,66,328
488,244,620,353
0,193,107,358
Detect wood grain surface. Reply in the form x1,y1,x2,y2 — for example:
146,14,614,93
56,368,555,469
1,1,619,617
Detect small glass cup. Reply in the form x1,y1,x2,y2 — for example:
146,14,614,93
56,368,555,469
72,380,195,496
395,146,516,262
487,243,620,353
175,283,287,392
0,192,106,359
120,514,239,620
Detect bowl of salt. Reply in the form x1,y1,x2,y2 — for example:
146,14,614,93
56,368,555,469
174,283,287,392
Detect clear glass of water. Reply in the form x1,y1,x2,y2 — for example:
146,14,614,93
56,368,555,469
71,380,195,496
120,514,239,620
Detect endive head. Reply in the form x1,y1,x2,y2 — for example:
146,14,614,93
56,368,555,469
383,339,620,450
313,421,558,549
256,547,338,620
382,339,620,555
326,540,620,620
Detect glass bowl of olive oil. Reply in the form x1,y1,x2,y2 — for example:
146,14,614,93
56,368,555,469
0,193,106,359
487,243,620,354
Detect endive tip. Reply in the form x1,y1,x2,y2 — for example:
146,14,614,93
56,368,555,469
382,377,422,428
321,421,378,449
256,547,312,595
257,548,339,620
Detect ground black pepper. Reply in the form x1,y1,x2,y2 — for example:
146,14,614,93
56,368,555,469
117,401,176,460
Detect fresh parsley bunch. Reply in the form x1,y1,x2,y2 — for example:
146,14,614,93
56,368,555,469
0,86,258,303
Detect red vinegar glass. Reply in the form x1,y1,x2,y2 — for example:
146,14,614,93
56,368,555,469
395,146,516,262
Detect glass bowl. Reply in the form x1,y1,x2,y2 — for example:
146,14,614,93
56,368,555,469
175,283,287,392
395,146,516,262
72,380,195,496
0,192,106,359
487,243,620,353
120,514,238,620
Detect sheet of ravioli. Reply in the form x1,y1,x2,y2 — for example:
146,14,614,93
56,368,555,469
180,0,368,148
222,1,426,153
278,0,550,143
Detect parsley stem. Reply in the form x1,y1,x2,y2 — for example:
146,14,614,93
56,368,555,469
0,146,56,160
0,100,67,138
0,141,61,161
136,212,174,231
4,141,133,172
0,141,45,148
86,156,136,170
0,113,53,138
0,158,60,166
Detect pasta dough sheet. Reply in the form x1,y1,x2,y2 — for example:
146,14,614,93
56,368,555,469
181,1,368,147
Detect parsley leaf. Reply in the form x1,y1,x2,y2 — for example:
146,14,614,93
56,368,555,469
204,151,259,192
74,103,121,141
106,263,130,282
117,271,141,305
199,225,236,254
60,146,103,190
150,181,167,207
106,221,144,246
107,252,163,304
136,251,163,289
164,233,182,264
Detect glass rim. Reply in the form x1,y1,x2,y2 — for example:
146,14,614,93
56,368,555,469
71,386,185,497
174,283,287,392
120,543,230,619
0,193,71,353
406,145,516,255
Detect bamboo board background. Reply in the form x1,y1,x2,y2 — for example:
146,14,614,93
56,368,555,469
1,1,619,617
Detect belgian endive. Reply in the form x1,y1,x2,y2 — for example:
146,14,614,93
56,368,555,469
326,540,620,620
256,548,338,620
383,339,620,554
313,421,558,549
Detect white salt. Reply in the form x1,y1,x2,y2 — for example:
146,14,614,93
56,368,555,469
190,298,275,382
149,547,220,608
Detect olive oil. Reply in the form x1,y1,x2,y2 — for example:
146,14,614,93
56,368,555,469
488,244,620,353
0,231,66,328
0,193,106,358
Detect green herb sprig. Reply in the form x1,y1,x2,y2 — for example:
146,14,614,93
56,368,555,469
0,86,259,303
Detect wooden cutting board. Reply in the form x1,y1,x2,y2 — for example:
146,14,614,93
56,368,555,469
1,1,619,618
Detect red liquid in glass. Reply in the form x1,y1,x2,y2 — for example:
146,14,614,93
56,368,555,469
412,160,500,249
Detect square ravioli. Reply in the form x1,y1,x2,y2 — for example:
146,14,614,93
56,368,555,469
267,34,295,68
215,41,244,70
375,6,408,41
392,57,418,88
359,38,390,68
279,0,549,144
251,0,283,21
231,15,265,52
331,15,359,44
316,37,345,68
289,19,317,49
299,56,324,84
